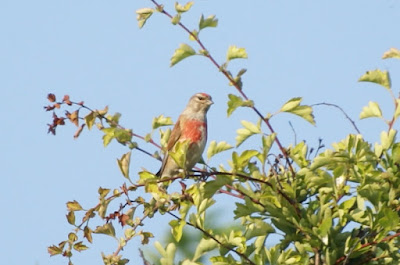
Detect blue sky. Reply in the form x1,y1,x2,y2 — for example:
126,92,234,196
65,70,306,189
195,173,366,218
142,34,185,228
1,1,400,264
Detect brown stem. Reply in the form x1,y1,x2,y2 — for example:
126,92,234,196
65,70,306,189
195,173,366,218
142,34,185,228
313,248,320,265
149,0,295,179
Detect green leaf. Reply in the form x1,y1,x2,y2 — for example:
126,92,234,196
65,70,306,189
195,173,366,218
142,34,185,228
168,140,190,169
199,14,218,30
382,47,400,59
84,111,96,130
359,101,382,119
139,170,157,182
358,69,391,90
236,149,259,168
144,133,152,142
204,174,232,198
227,94,254,117
392,143,400,164
114,128,132,144
136,8,154,29
175,1,194,13
290,105,315,125
169,219,186,242
94,223,116,237
339,197,356,211
152,115,173,129
160,128,171,148
227,45,248,61
67,200,83,211
236,120,261,147
257,133,276,164
155,242,176,265
310,156,332,170
170,43,196,67
242,120,261,134
102,127,116,147
192,238,218,261
117,151,131,180
316,217,332,241
263,133,276,154
171,13,181,25
107,112,121,126
280,97,315,125
189,30,198,41
379,208,399,231
207,140,233,159
381,129,397,150
124,228,135,240
198,48,208,56
280,97,301,112
245,219,275,239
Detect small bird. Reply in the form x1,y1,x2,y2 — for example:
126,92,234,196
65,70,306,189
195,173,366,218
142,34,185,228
156,93,213,179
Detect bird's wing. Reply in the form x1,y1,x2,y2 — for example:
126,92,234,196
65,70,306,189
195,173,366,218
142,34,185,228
166,117,182,151
156,117,182,177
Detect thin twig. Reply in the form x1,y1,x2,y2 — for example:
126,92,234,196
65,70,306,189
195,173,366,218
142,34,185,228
139,249,152,265
312,102,361,134
288,121,297,145
113,213,149,256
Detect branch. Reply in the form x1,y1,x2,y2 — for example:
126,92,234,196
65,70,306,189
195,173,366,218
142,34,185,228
167,212,256,265
311,102,361,134
139,249,152,265
45,94,162,161
196,170,301,216
75,101,162,149
149,0,296,179
113,214,149,256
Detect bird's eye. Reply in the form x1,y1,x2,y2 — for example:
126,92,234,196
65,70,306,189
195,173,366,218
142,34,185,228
197,96,205,100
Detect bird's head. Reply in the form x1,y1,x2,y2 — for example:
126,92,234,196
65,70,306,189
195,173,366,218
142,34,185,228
186,93,213,113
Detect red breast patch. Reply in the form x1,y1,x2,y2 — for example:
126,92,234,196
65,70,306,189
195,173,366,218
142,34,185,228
182,120,206,142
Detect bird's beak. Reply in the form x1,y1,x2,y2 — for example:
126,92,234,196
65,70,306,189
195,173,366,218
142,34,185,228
208,99,214,105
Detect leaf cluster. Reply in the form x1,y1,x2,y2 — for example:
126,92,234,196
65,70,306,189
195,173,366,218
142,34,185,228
45,1,400,265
